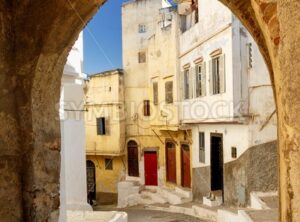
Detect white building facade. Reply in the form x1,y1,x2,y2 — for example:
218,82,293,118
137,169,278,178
178,0,278,206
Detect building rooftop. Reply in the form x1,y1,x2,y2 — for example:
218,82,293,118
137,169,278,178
88,68,124,78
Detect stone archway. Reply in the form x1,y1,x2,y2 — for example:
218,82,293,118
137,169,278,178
0,0,299,221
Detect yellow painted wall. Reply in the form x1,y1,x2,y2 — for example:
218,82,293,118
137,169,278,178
85,70,125,155
86,155,125,194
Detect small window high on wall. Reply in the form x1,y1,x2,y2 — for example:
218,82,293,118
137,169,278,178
144,100,150,116
138,24,146,33
199,132,205,163
138,51,146,63
96,117,106,135
96,117,109,135
153,82,158,105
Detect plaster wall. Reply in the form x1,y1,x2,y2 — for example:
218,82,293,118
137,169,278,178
122,0,161,137
85,71,125,155
59,33,92,222
147,8,180,128
86,156,125,195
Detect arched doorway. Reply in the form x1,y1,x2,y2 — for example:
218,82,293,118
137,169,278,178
127,140,139,177
86,160,96,204
166,141,177,184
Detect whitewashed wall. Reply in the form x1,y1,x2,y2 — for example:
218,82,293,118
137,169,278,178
59,32,92,222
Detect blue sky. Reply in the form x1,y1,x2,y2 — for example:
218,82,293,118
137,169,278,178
83,0,124,75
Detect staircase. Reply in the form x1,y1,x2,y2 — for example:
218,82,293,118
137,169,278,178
118,180,193,208
217,192,279,222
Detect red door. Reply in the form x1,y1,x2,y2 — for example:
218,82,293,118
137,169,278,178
144,151,158,186
166,142,177,183
181,144,191,188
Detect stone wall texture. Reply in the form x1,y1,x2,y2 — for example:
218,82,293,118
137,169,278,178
192,141,278,207
224,141,278,206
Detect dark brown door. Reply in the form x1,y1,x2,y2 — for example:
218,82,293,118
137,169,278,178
86,160,96,201
127,140,139,177
181,144,191,188
166,142,177,183
210,134,224,192
144,151,158,186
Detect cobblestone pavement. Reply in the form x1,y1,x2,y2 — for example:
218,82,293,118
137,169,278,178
124,208,205,222
94,205,205,222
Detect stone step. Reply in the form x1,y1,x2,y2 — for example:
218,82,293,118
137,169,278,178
175,186,192,199
250,192,278,210
158,188,188,205
242,209,279,222
140,190,168,204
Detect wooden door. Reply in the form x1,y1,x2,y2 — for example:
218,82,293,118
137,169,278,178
127,141,139,177
181,144,191,188
86,160,96,201
210,134,224,192
166,142,177,183
144,151,158,186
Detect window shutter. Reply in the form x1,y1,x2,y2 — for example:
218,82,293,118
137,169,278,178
180,71,184,101
105,118,110,135
199,132,205,163
144,100,150,116
189,66,195,99
195,65,200,97
165,81,173,104
202,62,206,96
209,60,213,95
96,117,105,135
219,54,226,93
153,82,158,105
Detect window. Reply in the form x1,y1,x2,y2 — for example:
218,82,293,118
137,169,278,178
138,51,146,63
209,54,225,95
195,63,206,97
153,82,158,105
231,147,237,158
165,81,173,104
96,117,106,135
199,132,205,163
105,158,113,170
138,24,146,33
143,100,150,116
184,69,190,99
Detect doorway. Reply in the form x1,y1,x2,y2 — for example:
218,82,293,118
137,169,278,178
127,140,139,177
210,134,224,195
144,151,158,186
181,144,191,188
166,141,177,184
86,160,96,202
